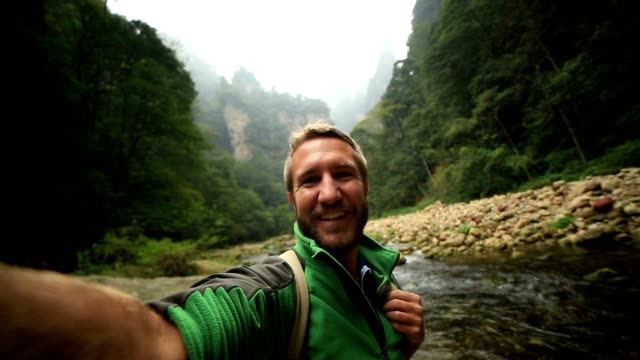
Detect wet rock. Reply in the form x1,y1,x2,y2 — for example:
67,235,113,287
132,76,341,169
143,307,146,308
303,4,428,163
615,233,632,244
583,267,619,281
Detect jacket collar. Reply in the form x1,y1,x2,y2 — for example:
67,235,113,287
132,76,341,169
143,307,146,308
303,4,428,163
292,222,399,276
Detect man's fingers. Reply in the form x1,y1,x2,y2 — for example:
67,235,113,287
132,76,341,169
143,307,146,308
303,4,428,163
386,289,422,304
384,309,422,325
383,298,423,314
383,289,424,326
383,290,423,317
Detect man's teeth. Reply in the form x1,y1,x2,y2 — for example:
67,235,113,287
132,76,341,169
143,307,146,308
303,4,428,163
321,212,345,220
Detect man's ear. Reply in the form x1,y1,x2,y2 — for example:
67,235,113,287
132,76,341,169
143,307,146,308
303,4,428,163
287,192,295,207
364,180,369,196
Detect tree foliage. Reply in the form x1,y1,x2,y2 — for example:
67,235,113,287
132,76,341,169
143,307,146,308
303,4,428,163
353,0,640,215
6,0,214,270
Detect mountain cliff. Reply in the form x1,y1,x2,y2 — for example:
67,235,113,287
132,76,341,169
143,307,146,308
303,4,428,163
190,67,331,160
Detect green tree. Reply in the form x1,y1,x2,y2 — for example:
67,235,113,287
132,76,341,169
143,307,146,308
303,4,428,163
7,0,210,271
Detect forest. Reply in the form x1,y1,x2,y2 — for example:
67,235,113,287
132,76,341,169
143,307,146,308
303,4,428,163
354,0,639,217
5,0,639,274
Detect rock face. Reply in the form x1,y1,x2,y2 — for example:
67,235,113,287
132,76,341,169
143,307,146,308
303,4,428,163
365,168,640,258
223,105,330,161
224,105,252,160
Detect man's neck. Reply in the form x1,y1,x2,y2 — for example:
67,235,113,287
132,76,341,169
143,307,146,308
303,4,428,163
332,247,359,278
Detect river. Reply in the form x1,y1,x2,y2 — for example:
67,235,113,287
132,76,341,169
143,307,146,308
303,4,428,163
393,244,640,360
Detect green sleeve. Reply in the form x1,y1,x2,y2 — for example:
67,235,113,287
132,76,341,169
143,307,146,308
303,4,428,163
168,285,296,360
147,258,298,360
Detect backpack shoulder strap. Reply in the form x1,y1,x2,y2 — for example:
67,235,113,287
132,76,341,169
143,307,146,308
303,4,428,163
279,249,309,360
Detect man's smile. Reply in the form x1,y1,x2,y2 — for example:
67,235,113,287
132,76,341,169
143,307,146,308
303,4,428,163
319,212,347,221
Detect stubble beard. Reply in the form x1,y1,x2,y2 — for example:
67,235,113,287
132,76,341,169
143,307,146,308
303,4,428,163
297,200,369,256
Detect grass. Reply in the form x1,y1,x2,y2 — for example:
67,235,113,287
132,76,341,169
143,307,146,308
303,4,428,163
458,224,471,235
517,140,640,192
548,216,575,230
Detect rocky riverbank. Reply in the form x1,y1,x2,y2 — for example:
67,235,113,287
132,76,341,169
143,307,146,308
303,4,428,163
365,168,640,259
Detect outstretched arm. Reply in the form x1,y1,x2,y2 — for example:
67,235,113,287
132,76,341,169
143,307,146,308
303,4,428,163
383,289,425,359
0,263,186,359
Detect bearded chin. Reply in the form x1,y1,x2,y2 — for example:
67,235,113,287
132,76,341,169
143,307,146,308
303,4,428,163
297,201,369,255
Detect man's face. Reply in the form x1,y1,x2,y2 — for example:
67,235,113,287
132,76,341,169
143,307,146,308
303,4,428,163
287,137,369,254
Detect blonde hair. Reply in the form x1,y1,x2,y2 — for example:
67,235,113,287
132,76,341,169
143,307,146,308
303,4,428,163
283,122,368,192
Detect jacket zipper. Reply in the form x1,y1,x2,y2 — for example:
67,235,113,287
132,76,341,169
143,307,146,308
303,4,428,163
331,256,391,360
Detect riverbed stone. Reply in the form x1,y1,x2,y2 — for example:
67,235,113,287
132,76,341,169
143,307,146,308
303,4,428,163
601,178,620,193
574,207,595,219
593,196,615,212
569,195,591,210
552,180,566,191
623,203,640,216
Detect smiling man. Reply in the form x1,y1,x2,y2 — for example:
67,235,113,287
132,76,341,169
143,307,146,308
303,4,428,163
283,123,425,359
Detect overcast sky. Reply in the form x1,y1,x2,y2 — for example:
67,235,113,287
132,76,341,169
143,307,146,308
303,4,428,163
107,0,415,107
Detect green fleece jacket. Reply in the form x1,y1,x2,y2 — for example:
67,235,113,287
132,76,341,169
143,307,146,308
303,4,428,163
294,223,405,360
148,223,405,359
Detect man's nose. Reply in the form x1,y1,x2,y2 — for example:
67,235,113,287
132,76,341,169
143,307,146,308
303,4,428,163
318,176,342,205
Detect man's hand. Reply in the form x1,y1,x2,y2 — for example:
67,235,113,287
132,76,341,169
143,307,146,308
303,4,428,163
383,289,425,359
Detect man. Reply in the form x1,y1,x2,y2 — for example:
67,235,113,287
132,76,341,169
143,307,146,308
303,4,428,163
283,123,424,358
0,123,424,359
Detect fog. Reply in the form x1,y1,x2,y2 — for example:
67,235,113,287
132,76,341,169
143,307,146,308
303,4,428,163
107,0,414,123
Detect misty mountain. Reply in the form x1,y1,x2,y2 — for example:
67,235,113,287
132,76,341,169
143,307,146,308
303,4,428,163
161,34,331,159
332,49,396,132
192,67,331,160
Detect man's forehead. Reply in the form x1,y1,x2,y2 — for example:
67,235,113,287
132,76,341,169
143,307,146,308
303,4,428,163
293,137,353,156
291,138,357,171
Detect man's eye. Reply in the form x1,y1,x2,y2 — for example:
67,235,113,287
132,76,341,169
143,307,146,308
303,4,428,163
301,176,320,185
335,172,353,179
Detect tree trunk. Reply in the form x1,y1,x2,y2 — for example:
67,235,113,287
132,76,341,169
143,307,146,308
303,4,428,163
558,109,587,163
494,108,532,180
534,41,587,164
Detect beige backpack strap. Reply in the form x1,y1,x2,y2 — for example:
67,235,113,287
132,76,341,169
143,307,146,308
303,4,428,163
279,250,309,360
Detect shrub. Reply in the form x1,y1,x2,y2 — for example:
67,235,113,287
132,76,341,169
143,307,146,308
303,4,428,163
76,228,198,277
76,228,145,274
155,252,196,276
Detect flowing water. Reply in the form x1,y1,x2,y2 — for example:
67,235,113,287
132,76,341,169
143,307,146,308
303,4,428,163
391,245,640,360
